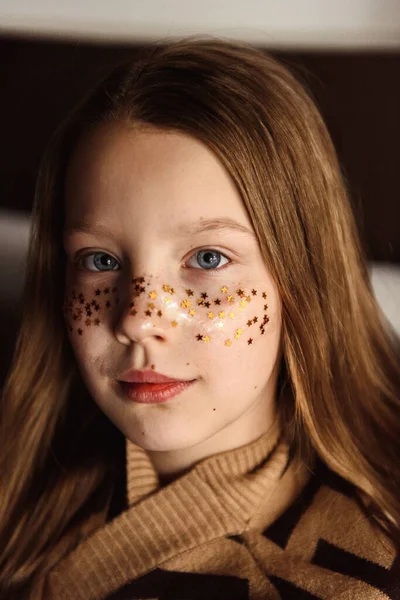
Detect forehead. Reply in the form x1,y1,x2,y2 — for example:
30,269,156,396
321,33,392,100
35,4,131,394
64,122,252,235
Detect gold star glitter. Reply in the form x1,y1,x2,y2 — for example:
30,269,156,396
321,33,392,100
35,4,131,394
104,287,110,294
216,321,224,329
248,338,253,345
149,291,157,299
95,289,101,296
234,328,243,339
214,298,221,305
262,292,267,299
196,334,203,341
105,301,111,308
264,304,268,310
228,311,235,319
164,298,171,305
145,310,152,317
227,295,234,303
180,299,192,309
94,318,100,326
218,311,226,319
247,320,253,327
140,286,146,294
251,289,257,296
169,287,175,295
253,316,258,323
189,309,196,317
131,309,137,316
148,302,155,310
221,286,228,293
225,339,232,347
77,328,83,335
246,296,251,303
207,312,214,319
203,335,210,343
237,289,245,297
85,319,91,326
239,300,247,308
172,320,178,327
129,301,135,308
201,292,208,299
162,284,170,292
197,298,204,305
204,301,211,308
186,289,194,296
157,310,163,317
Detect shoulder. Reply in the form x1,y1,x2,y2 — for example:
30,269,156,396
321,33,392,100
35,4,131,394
263,459,399,598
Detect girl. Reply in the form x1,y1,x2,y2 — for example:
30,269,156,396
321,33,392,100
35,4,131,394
0,38,399,600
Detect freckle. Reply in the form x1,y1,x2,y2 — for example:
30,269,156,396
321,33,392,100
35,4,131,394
254,385,258,389
186,362,190,366
151,364,156,370
213,408,216,411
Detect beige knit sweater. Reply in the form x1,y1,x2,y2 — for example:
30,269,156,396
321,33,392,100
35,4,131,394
43,428,399,599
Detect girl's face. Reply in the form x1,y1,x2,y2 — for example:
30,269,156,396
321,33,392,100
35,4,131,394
64,122,282,460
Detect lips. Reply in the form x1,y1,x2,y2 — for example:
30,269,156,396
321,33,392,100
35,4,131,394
118,370,195,403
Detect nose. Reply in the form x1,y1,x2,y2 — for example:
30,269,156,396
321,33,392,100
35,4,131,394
114,285,177,346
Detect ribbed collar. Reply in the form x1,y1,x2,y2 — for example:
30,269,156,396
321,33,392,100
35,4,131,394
47,427,300,600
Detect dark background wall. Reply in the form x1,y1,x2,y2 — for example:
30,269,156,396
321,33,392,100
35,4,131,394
1,35,399,263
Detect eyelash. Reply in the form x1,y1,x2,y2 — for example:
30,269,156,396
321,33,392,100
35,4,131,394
76,249,232,274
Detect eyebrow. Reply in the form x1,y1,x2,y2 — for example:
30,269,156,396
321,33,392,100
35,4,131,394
178,218,257,240
64,217,257,241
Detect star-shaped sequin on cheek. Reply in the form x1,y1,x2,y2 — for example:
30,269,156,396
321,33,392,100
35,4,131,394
248,338,253,345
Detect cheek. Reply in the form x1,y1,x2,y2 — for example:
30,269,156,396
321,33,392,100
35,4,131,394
130,278,272,350
63,284,118,373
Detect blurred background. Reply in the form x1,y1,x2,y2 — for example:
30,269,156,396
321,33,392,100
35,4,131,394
0,0,399,385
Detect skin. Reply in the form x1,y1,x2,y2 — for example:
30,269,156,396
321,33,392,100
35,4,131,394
64,122,283,481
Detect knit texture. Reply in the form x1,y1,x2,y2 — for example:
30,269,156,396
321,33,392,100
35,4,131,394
44,429,399,599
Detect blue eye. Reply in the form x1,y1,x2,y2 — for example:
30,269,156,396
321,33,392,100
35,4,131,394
80,253,120,272
187,250,229,270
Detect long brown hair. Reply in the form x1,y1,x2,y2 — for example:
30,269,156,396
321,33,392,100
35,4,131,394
1,38,399,597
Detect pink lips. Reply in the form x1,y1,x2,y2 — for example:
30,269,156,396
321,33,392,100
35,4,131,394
118,370,195,404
